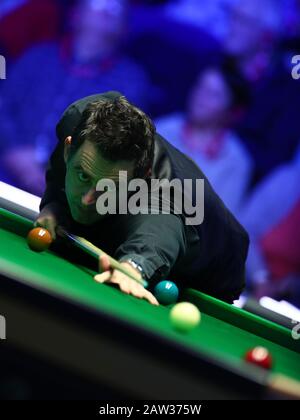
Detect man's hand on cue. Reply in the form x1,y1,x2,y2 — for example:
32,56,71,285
34,203,66,241
94,255,159,306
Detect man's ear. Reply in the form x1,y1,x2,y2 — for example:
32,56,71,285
64,136,72,163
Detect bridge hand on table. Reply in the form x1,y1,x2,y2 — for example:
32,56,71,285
94,254,159,306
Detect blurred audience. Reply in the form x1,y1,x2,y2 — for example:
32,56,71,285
0,0,60,59
224,0,282,81
223,0,300,183
0,0,153,195
282,0,300,38
155,63,252,216
127,2,222,116
164,0,233,40
240,143,300,302
261,199,300,305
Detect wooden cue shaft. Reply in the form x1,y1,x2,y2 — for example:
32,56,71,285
267,373,300,399
56,226,148,287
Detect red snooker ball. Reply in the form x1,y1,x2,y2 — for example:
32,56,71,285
27,227,52,252
245,346,272,370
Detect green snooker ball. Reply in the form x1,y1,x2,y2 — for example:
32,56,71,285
154,280,179,305
170,302,201,332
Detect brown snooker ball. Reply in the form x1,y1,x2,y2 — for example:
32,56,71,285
245,346,273,370
27,227,53,252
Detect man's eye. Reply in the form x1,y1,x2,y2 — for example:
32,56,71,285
77,171,90,183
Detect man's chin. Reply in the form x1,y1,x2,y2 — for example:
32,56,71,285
70,208,94,225
74,217,94,225
71,208,107,225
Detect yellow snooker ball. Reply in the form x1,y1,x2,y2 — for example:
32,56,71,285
170,302,201,332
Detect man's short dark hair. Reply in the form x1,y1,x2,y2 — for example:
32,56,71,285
70,96,156,178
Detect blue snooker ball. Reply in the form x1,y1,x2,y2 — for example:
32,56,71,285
154,280,179,305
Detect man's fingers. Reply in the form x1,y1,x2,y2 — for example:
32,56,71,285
99,254,111,273
94,271,111,284
117,278,131,294
94,268,159,306
34,217,57,240
126,281,159,306
130,284,145,298
143,289,159,306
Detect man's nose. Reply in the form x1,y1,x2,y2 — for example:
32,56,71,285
81,188,97,206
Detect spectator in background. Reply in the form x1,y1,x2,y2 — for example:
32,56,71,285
0,0,26,19
0,0,60,59
0,0,153,195
155,64,252,216
224,0,281,82
126,1,222,117
261,199,300,305
240,143,300,302
281,0,300,39
164,0,234,41
223,0,300,183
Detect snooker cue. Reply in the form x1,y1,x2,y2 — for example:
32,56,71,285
56,226,148,288
267,373,300,399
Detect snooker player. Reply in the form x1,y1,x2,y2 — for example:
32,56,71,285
35,91,249,305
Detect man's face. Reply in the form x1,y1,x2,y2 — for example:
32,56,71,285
65,140,134,225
